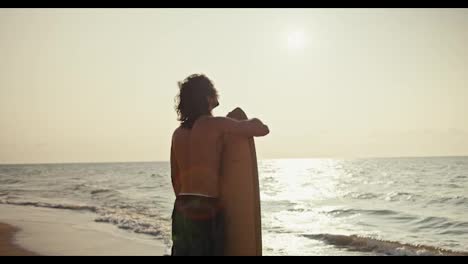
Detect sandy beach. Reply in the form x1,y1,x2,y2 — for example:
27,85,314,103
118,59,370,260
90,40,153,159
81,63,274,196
0,205,168,256
0,223,38,256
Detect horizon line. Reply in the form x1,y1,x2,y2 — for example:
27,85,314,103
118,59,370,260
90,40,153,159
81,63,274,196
1,155,468,166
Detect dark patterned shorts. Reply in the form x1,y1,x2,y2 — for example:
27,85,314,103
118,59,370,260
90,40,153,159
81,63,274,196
171,195,224,256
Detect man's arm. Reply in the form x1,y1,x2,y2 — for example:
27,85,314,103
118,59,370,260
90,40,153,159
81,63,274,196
214,116,270,137
170,142,181,196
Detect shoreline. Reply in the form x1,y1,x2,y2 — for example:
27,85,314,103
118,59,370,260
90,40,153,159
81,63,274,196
0,205,168,256
0,223,38,256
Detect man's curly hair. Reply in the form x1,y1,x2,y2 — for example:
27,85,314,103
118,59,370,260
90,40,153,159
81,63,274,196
175,74,219,129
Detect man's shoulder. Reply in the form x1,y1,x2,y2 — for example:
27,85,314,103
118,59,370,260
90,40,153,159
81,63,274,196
209,116,231,123
172,126,184,138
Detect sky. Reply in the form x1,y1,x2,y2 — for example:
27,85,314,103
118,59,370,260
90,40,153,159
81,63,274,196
1,8,467,164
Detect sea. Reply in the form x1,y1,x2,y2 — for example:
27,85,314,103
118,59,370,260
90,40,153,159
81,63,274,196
1,157,467,256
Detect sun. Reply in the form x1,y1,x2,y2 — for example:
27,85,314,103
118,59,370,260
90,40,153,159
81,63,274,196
287,31,306,50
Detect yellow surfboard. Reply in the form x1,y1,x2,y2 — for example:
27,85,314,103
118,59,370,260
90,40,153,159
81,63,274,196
220,108,262,256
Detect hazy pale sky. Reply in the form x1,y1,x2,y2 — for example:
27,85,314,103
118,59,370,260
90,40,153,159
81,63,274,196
1,8,467,164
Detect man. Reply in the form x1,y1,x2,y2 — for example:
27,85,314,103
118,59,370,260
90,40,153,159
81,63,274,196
170,74,269,256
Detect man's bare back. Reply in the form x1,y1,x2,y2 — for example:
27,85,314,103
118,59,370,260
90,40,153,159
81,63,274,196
171,110,269,198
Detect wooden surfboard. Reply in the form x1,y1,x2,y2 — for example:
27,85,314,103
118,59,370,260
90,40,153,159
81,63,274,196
220,107,262,256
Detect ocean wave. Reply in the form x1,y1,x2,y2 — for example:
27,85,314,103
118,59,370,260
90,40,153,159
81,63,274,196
0,200,99,213
0,179,22,184
428,196,468,206
0,172,12,175
343,191,422,202
344,192,380,200
325,209,398,217
24,169,42,176
137,186,159,190
412,216,468,233
95,213,169,242
434,183,464,189
93,206,171,243
90,189,115,195
304,234,468,256
0,198,171,245
453,222,468,229
70,183,88,191
384,191,420,202
287,208,307,213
